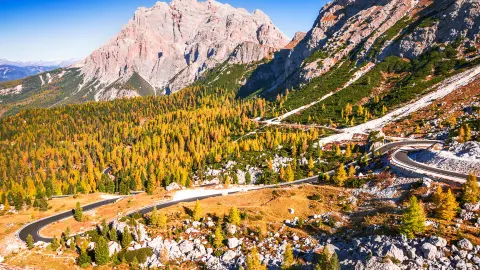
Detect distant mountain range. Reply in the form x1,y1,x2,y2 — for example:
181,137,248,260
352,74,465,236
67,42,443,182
0,59,79,68
0,59,79,82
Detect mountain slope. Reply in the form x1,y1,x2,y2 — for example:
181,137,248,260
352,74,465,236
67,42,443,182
78,0,289,100
242,0,479,99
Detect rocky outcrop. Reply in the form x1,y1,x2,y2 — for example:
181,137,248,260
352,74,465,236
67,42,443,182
244,0,479,96
78,0,289,100
383,0,480,59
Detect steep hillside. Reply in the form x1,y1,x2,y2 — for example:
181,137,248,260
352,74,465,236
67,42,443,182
0,0,289,116
78,0,289,100
242,0,479,102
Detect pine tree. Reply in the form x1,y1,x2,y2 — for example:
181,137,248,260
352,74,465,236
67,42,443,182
150,206,159,227
458,126,466,143
109,227,118,242
121,226,132,248
333,164,347,187
329,252,340,270
282,244,295,269
95,236,109,265
64,226,71,240
433,186,444,206
74,202,83,222
438,189,459,221
335,145,341,156
400,196,426,239
213,225,224,248
26,234,34,249
193,200,203,221
228,206,241,225
308,157,315,171
77,250,92,267
462,172,479,204
246,247,266,270
51,235,60,251
348,165,356,179
286,164,295,182
465,124,472,142
158,211,167,229
245,171,252,185
318,246,331,270
345,144,352,158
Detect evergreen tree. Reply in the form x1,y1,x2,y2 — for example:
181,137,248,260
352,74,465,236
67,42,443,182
400,196,426,239
333,164,347,187
228,206,241,225
245,171,252,185
121,226,132,248
95,236,109,265
74,202,83,222
286,164,295,182
246,247,266,270
158,211,167,229
433,186,444,206
345,144,352,158
193,200,202,221
51,235,60,251
329,252,340,270
64,226,71,240
213,225,224,248
26,234,34,249
282,244,294,269
318,246,331,270
438,189,459,221
462,172,479,204
150,206,159,227
77,250,92,268
109,227,118,242
101,219,108,237
348,165,356,179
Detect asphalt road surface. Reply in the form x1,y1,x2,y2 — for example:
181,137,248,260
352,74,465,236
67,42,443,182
394,150,471,180
16,139,444,243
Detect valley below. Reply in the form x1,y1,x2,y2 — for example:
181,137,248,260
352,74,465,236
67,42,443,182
0,0,479,269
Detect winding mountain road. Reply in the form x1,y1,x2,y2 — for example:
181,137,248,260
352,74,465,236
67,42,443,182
18,139,467,244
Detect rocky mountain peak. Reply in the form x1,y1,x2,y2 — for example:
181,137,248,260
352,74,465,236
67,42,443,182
79,0,289,100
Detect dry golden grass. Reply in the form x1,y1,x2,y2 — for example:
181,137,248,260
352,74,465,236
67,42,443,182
40,190,169,238
0,193,107,247
158,184,345,235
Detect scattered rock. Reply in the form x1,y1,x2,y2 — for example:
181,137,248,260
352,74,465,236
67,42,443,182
227,238,241,249
457,239,474,251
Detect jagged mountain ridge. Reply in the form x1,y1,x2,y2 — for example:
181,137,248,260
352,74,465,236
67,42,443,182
78,0,289,101
242,0,479,97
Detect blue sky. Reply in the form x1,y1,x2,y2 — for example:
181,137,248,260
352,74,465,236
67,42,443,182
0,0,326,62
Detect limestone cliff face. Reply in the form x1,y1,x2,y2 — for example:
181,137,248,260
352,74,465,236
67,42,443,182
79,0,289,100
246,0,479,95
383,0,480,59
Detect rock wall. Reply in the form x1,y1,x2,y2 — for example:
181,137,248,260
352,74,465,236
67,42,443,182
79,0,289,99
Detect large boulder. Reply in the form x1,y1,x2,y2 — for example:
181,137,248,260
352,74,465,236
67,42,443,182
227,238,241,249
166,182,181,192
379,243,406,262
457,239,474,251
221,250,237,262
421,243,439,260
179,240,194,254
108,241,121,256
429,236,447,248
365,256,401,270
